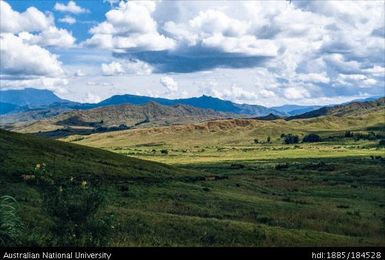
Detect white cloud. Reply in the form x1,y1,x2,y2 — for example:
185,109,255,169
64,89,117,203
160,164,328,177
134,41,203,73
160,76,178,93
296,73,330,84
1,1,75,48
84,93,101,103
54,1,89,14
59,16,76,25
259,89,276,98
84,1,175,51
18,27,75,48
363,66,385,77
0,1,54,33
164,9,278,57
283,87,310,100
101,60,153,76
101,61,124,76
74,69,85,77
0,33,64,77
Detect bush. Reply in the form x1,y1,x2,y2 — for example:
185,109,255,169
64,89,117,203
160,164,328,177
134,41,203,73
160,149,168,155
303,133,322,143
42,182,112,246
283,134,299,144
379,139,385,146
33,163,113,246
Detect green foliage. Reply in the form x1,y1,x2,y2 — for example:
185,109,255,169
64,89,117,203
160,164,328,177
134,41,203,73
0,195,22,246
303,134,322,143
283,134,299,144
42,182,112,246
1,129,385,246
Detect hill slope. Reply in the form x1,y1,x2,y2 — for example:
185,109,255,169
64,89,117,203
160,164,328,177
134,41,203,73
288,97,385,120
0,129,198,182
0,102,20,115
3,102,235,136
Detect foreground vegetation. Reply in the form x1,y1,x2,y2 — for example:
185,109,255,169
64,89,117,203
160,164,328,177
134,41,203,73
1,126,385,246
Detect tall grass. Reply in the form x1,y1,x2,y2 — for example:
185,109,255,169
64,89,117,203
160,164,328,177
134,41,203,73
0,195,22,246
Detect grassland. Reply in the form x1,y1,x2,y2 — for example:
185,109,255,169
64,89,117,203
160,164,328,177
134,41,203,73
1,105,384,246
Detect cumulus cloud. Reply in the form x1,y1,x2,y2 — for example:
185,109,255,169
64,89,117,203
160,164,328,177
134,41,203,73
0,1,54,33
18,27,75,48
54,1,89,14
160,76,178,93
1,1,75,48
84,1,175,51
283,87,311,100
0,1,74,93
0,33,64,77
165,9,278,57
59,16,76,25
101,60,153,76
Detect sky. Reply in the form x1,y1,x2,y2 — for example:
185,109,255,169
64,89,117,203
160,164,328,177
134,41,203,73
0,0,384,106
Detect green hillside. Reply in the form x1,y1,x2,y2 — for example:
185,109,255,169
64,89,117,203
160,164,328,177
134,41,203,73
1,125,385,246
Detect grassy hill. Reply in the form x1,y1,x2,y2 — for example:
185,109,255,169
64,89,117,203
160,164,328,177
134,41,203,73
63,104,385,161
2,127,385,246
288,97,385,120
1,102,235,135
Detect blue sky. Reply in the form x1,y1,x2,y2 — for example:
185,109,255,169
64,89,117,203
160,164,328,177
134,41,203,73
1,0,384,106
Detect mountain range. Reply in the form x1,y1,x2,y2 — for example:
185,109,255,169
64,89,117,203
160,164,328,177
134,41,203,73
0,88,315,116
1,88,384,136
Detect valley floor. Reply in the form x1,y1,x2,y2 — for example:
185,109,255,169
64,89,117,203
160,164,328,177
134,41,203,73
1,121,385,246
63,135,385,246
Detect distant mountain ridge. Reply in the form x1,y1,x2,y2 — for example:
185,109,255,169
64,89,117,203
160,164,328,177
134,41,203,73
97,94,284,116
0,88,67,107
271,105,322,116
1,88,383,120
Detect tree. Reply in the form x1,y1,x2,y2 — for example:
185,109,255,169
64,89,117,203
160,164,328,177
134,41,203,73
267,136,271,143
283,134,299,144
303,133,322,143
254,138,259,144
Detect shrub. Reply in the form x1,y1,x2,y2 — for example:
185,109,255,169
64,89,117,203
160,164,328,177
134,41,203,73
267,136,271,143
33,163,113,246
378,140,385,146
303,133,322,143
42,183,112,246
253,138,259,144
160,149,168,155
345,131,353,137
283,134,299,144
